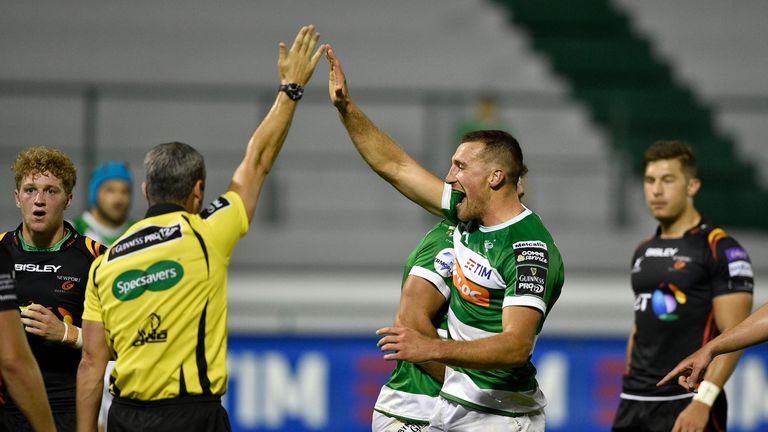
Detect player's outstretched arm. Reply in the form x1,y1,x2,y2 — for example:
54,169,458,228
378,305,541,370
77,320,111,432
229,25,327,222
0,310,56,432
668,292,751,432
326,45,443,216
657,347,714,391
659,300,768,389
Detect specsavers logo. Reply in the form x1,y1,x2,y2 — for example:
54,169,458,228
113,261,184,301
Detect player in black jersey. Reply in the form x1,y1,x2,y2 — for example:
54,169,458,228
613,141,754,432
0,147,104,432
0,246,56,432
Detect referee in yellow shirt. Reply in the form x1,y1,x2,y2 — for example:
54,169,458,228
75,26,326,432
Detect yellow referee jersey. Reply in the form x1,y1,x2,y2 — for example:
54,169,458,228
83,191,248,400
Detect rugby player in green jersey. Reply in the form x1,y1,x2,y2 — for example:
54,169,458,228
327,47,564,431
372,221,454,431
73,161,135,247
72,161,135,432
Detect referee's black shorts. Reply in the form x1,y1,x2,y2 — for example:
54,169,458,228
108,395,231,432
612,393,727,432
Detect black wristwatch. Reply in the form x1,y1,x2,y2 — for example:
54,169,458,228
278,83,304,101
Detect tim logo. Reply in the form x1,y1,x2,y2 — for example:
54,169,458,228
453,264,490,307
132,313,168,346
463,258,493,280
464,258,477,272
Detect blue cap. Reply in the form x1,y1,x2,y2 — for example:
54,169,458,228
89,161,133,207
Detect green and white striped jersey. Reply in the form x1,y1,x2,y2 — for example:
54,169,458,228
72,211,134,246
440,184,564,416
374,220,454,424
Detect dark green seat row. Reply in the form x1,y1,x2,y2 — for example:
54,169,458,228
493,0,767,228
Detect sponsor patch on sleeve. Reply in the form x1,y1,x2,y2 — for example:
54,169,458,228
516,264,547,298
724,247,750,263
0,273,18,306
514,245,549,298
728,261,754,278
515,247,549,266
513,240,548,250
109,224,182,261
433,248,455,278
200,196,231,220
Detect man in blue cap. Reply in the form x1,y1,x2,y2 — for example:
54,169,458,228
72,161,135,431
73,161,134,247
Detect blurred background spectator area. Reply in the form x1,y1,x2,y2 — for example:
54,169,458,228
1,0,766,333
1,2,767,429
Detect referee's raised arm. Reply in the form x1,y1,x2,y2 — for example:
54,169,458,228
228,25,327,222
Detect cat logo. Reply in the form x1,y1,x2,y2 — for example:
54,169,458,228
132,313,168,346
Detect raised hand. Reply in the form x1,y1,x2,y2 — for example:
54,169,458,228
278,25,326,86
326,45,350,110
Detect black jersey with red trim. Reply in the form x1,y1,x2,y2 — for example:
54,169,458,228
623,220,754,397
0,222,104,409
0,246,16,312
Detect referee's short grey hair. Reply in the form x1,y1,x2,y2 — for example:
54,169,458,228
144,142,206,205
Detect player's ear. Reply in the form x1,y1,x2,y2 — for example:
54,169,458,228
190,179,205,213
141,182,148,201
687,177,701,197
489,169,505,189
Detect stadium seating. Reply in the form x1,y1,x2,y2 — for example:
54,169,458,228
0,0,766,336
495,0,768,228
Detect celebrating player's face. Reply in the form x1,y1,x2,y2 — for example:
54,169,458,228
96,179,131,225
445,141,491,223
643,159,699,223
15,172,71,239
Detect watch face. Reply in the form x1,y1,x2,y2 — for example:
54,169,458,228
281,83,303,101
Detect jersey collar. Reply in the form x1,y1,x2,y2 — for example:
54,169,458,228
145,203,186,218
479,206,532,233
13,220,79,252
654,217,708,239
